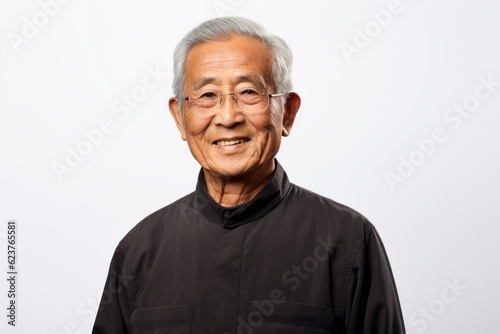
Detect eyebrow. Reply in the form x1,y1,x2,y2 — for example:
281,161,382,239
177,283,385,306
192,77,215,90
192,74,267,91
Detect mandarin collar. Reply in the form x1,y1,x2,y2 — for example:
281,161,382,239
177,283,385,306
194,160,291,228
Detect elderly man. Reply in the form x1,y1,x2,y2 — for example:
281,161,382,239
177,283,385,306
93,17,405,334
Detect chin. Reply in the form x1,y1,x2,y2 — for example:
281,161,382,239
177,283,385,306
209,164,250,178
204,158,256,178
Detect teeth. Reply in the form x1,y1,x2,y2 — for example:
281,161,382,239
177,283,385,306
215,139,248,146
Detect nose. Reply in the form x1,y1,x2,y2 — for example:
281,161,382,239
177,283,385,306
214,94,244,127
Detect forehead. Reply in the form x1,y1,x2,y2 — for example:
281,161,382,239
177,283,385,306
184,35,273,90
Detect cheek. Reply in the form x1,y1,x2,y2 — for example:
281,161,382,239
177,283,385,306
184,114,212,137
253,111,283,135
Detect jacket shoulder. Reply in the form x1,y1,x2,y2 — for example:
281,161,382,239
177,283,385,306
286,183,374,235
117,191,195,253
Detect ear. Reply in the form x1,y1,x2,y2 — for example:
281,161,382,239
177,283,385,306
169,97,187,141
281,92,301,137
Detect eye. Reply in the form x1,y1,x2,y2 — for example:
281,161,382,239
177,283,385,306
239,89,259,96
199,91,218,99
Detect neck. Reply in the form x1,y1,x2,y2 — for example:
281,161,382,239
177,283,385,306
204,160,275,207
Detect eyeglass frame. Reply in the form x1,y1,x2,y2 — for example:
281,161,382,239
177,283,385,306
182,88,285,113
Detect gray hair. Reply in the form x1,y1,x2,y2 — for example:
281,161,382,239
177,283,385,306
172,16,293,112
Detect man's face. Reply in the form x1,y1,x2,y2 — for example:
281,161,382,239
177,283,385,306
170,35,299,179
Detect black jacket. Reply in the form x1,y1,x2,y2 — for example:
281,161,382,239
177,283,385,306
93,161,405,333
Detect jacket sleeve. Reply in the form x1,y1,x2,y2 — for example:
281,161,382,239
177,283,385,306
343,227,406,334
92,240,134,334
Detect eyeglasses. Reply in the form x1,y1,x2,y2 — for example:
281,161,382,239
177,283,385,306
183,87,284,113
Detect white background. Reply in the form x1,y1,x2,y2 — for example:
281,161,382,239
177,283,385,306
1,0,499,333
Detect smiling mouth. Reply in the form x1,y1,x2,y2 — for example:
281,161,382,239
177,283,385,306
213,138,250,146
